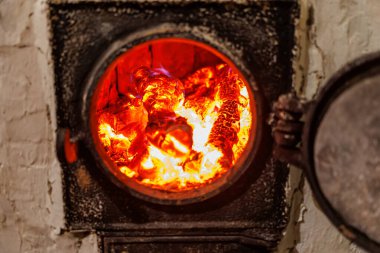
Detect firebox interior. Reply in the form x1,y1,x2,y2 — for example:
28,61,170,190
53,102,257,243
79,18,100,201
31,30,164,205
90,38,255,194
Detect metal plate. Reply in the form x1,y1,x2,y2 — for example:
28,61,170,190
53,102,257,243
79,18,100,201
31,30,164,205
102,235,268,253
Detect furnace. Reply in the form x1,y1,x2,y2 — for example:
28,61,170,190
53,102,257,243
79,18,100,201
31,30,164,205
51,1,298,252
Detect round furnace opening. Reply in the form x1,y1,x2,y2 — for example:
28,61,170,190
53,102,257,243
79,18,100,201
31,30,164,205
89,38,256,197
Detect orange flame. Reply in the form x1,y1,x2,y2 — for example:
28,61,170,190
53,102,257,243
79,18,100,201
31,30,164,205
97,64,252,191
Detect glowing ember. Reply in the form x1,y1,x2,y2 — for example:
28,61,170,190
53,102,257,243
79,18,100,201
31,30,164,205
96,63,252,192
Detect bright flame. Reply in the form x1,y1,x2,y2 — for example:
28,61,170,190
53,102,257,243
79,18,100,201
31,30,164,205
96,64,253,192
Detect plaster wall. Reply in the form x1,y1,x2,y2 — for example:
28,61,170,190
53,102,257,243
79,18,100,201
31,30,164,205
0,0,379,252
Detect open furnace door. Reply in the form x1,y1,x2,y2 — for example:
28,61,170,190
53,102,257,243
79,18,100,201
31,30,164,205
271,52,380,253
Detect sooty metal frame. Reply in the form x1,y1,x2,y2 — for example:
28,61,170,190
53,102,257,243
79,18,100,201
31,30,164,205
50,1,298,252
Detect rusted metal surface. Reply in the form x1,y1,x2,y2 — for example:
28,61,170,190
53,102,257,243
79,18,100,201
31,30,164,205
315,63,380,246
304,53,380,253
50,1,298,252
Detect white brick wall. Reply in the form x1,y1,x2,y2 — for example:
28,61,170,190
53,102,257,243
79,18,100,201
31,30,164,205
0,1,97,252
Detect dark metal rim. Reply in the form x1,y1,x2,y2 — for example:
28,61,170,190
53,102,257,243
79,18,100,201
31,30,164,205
80,24,264,205
302,52,380,252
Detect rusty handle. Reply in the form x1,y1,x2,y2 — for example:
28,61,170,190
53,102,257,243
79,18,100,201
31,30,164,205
269,92,308,169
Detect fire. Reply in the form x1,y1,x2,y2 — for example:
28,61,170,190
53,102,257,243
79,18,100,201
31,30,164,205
96,63,252,192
